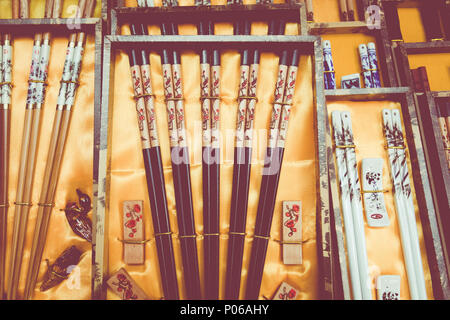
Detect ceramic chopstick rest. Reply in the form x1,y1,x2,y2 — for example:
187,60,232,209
64,189,93,242
272,281,300,300
107,268,149,300
282,201,302,265
361,158,390,227
122,200,145,265
40,246,82,291
377,275,401,300
341,73,361,89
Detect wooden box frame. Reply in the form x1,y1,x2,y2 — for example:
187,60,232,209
324,87,450,299
0,17,103,299
309,0,401,88
393,40,450,292
92,33,333,300
108,2,307,36
94,0,450,301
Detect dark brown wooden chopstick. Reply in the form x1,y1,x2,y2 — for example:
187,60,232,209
245,45,300,300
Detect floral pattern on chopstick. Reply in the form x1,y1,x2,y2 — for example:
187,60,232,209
140,64,159,146
210,65,220,146
131,68,145,132
162,64,178,147
1,44,12,104
236,66,249,136
365,171,384,217
274,68,287,104
200,65,211,135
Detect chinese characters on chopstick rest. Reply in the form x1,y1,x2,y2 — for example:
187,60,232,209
358,43,381,88
331,110,372,300
361,158,390,228
282,201,302,265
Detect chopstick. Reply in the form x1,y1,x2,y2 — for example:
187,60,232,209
7,0,53,298
245,45,300,300
160,0,202,299
127,1,180,300
22,0,94,300
224,13,251,300
197,1,221,299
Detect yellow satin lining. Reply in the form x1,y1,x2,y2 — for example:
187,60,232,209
398,7,427,43
1,2,98,298
312,0,361,22
327,101,434,300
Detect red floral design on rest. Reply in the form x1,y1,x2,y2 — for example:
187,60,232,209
113,274,138,300
284,204,300,237
125,204,143,239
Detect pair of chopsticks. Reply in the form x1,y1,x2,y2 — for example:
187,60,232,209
6,0,95,300
7,0,53,300
125,0,181,300
197,1,222,300
244,37,300,299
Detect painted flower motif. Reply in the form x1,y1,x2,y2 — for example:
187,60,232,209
284,204,300,237
278,286,297,300
113,274,138,300
288,289,296,299
139,109,145,121
286,220,295,228
125,204,142,239
125,219,136,229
